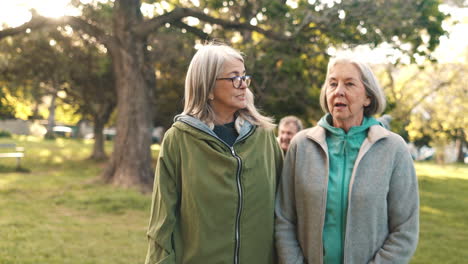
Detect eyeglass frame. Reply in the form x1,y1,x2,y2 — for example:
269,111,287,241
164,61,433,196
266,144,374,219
216,75,252,89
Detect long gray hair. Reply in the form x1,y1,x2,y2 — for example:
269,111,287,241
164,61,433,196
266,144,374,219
183,43,275,129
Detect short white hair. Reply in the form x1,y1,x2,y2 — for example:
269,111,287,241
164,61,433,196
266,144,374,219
279,116,303,132
319,56,386,116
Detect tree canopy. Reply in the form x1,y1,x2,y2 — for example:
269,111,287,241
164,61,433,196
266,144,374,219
0,0,450,189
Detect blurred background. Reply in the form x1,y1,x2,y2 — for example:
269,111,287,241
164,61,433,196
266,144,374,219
0,0,466,263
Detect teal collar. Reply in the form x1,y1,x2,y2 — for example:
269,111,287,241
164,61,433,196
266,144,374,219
318,114,380,136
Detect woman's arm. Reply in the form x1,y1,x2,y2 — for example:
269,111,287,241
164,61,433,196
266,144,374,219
145,130,180,264
275,142,306,264
272,130,284,184
370,147,419,264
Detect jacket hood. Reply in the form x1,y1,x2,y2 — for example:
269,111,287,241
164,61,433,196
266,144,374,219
173,114,255,145
318,114,380,136
305,116,390,148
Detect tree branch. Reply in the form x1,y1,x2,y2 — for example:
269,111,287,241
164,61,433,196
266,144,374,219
0,14,49,39
133,7,300,40
171,21,210,40
63,16,118,52
402,71,460,118
384,64,397,101
0,13,118,53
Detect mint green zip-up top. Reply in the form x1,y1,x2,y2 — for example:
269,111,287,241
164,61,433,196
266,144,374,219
145,115,283,264
318,114,380,264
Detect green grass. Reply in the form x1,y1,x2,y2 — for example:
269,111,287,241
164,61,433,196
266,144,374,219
0,137,467,263
411,162,468,264
0,136,155,264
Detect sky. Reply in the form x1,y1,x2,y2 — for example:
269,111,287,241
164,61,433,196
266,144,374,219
434,5,468,63
331,5,468,64
0,0,467,64
0,0,78,26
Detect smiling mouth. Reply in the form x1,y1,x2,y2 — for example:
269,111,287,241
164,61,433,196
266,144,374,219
335,103,347,107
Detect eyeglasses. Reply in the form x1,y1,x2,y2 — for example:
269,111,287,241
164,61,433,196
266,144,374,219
216,75,251,89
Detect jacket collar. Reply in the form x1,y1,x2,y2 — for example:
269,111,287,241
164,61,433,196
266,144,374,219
174,114,217,138
306,123,390,147
174,114,255,143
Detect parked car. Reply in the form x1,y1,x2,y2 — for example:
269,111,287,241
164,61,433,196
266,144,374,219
53,126,73,137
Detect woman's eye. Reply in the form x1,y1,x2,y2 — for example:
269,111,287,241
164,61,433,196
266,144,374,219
329,82,337,87
346,82,354,86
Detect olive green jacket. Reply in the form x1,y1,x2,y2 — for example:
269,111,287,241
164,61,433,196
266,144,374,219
145,115,283,264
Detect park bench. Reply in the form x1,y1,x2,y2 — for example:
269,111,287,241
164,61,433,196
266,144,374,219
0,143,25,168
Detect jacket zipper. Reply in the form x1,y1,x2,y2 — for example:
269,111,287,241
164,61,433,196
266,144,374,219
178,120,254,264
231,128,255,264
341,138,348,264
231,146,243,264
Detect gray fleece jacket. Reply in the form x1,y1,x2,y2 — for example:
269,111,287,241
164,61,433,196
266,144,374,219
275,124,419,264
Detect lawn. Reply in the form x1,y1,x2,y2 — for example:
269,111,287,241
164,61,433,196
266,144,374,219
412,162,468,264
0,136,467,263
0,136,155,264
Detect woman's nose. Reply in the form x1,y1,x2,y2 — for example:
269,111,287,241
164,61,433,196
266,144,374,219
335,82,345,96
239,79,247,89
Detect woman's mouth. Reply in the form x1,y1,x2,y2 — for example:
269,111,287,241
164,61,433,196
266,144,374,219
334,103,347,109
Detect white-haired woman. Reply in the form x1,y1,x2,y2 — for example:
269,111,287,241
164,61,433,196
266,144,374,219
145,43,283,264
275,57,419,264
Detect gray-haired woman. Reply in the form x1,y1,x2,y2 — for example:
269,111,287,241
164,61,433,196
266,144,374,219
275,56,419,264
145,43,283,264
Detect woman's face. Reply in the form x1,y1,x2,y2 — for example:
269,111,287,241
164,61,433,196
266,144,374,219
211,58,248,119
325,62,370,130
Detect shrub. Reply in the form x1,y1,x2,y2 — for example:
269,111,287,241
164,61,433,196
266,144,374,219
0,130,12,138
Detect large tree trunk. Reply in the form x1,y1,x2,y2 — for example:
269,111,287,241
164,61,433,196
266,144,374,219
90,118,107,160
90,102,115,161
101,0,155,191
456,129,466,163
45,89,57,139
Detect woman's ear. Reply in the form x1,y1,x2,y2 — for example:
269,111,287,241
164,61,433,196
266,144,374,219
364,96,371,107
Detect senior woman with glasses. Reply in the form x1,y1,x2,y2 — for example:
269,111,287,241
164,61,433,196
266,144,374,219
145,43,283,264
275,56,419,264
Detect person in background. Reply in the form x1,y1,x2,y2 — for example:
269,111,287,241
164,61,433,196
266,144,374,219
275,56,419,264
145,43,283,264
277,115,303,154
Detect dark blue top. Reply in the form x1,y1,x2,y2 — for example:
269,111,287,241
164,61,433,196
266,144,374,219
213,121,238,147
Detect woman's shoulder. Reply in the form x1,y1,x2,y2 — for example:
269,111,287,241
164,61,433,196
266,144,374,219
252,124,273,134
252,126,278,143
295,126,324,141
163,124,183,139
370,125,410,153
160,123,190,146
380,128,407,146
